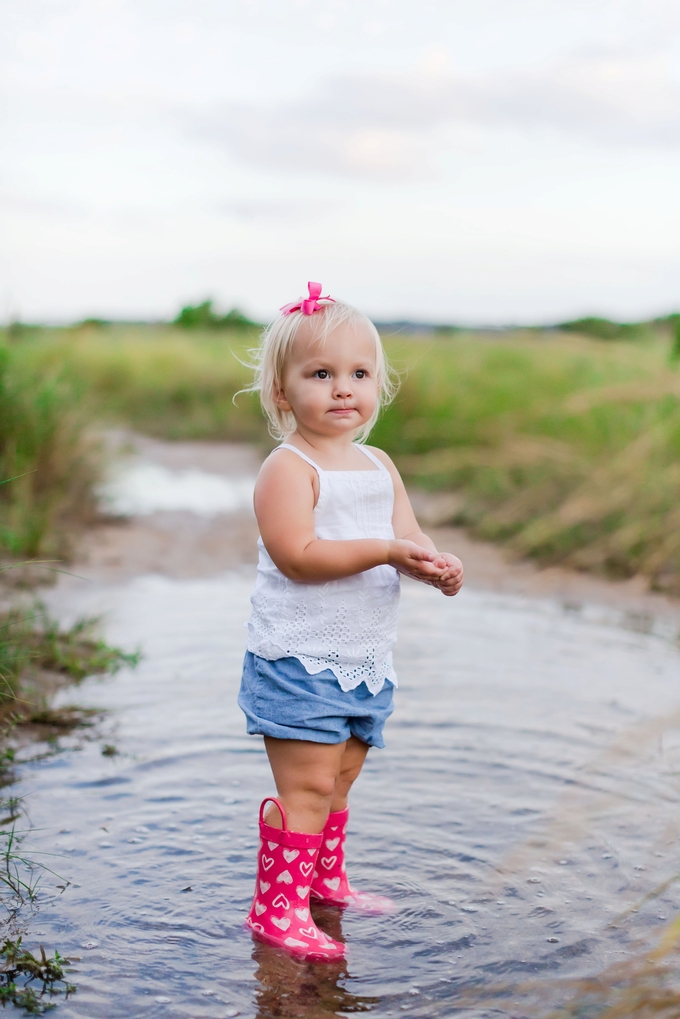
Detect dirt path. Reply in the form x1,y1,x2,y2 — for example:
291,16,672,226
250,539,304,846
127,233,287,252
74,434,680,629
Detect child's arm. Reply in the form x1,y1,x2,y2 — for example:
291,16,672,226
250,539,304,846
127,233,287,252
255,450,447,584
367,447,464,597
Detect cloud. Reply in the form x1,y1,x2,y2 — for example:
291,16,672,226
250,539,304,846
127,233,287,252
193,101,429,181
0,190,89,219
478,51,680,145
189,48,680,180
214,197,343,221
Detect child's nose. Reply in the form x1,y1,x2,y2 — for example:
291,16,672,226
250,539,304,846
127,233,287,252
333,379,353,398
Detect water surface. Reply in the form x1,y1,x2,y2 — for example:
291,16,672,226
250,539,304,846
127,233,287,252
14,571,680,1018
97,461,256,517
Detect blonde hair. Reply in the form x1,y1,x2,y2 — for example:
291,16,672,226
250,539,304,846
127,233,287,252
244,299,398,442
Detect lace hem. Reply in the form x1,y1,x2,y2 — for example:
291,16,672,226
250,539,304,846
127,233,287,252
293,653,397,695
246,640,397,696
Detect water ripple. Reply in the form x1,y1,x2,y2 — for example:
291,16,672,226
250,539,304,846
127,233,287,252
16,574,680,1017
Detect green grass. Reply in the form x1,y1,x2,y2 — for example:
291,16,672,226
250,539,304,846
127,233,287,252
0,337,100,561
372,329,680,591
3,320,680,592
13,323,265,442
0,602,140,712
0,938,75,1014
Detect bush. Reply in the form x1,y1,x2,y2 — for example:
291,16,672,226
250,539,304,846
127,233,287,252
174,300,258,330
557,317,646,341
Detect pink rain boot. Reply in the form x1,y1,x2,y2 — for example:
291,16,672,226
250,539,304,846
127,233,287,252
310,807,395,914
246,797,346,961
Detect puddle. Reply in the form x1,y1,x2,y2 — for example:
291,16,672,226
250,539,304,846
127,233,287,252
10,572,680,1017
97,461,255,517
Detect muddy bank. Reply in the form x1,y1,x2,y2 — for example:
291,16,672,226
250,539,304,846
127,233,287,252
74,435,262,582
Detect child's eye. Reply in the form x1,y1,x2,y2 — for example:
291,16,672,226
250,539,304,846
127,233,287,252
354,370,367,379
314,370,330,379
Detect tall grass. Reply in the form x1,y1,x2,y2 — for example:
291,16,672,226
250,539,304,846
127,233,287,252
4,322,680,592
0,334,100,561
22,324,265,441
372,331,680,592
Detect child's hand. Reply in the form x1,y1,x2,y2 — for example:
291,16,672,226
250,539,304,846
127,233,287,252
431,553,464,597
387,540,447,583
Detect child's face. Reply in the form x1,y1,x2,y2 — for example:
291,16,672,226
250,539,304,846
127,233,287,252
276,320,379,439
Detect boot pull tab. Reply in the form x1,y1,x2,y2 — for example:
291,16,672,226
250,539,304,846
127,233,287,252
259,796,287,830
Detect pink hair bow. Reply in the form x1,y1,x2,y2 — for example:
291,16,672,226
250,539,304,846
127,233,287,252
280,281,335,316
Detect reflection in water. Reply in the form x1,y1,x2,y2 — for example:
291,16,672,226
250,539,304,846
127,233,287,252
9,572,680,1017
251,905,378,1018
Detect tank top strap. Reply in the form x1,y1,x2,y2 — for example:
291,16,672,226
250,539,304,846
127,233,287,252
275,443,324,474
354,444,388,472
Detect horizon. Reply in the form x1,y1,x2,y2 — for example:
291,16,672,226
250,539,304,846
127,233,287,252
9,306,679,332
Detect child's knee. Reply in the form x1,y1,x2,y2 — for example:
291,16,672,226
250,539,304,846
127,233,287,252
302,770,337,801
338,760,362,789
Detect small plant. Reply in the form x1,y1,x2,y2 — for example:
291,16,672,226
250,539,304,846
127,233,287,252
0,938,75,1014
0,826,43,901
17,604,140,682
0,797,21,824
0,603,140,710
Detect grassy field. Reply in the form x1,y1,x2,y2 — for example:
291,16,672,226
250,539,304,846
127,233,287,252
2,321,680,593
374,328,680,593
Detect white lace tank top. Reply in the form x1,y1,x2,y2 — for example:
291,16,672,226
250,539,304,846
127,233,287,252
246,443,400,695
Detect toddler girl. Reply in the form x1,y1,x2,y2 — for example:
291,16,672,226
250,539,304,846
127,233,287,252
239,283,464,960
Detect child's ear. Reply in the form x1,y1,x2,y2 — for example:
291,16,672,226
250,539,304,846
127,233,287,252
273,384,292,412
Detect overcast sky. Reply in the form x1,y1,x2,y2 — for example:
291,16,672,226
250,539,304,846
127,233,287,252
2,0,680,324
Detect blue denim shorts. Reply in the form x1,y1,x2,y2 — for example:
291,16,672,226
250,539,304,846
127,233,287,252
238,652,394,748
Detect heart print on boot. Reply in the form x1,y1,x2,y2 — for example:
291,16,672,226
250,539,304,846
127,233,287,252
246,797,345,960
310,807,395,914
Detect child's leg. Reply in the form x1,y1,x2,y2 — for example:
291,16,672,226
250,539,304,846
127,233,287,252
331,735,369,812
264,737,349,833
310,736,394,913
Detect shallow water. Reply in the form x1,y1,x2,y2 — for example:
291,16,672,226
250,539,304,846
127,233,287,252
97,460,256,517
13,571,680,1018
